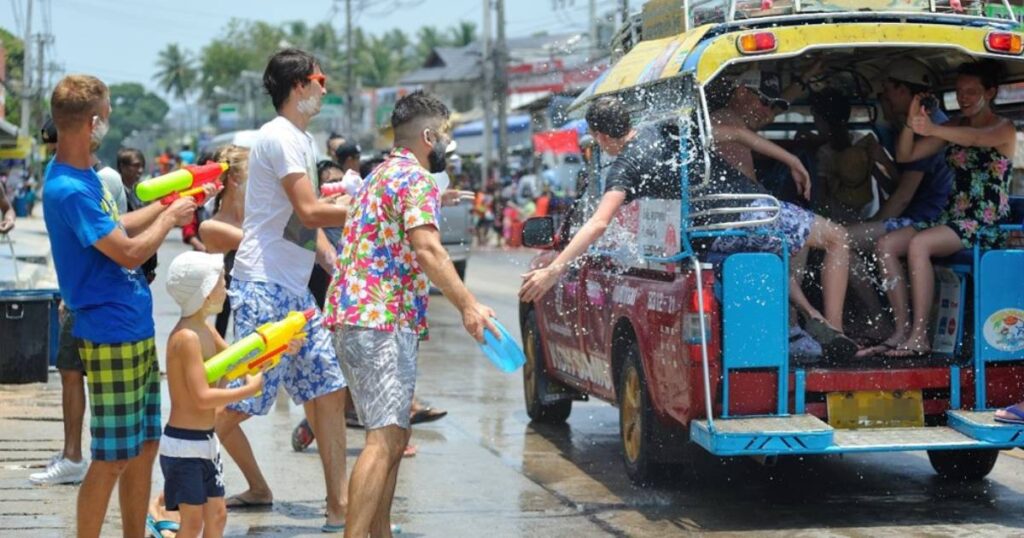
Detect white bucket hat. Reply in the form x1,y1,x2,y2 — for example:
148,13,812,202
165,251,224,317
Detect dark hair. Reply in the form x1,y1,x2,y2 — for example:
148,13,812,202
115,147,145,172
360,157,385,178
334,142,361,163
41,116,57,144
317,159,344,181
327,132,345,152
585,97,631,138
391,90,449,131
888,78,929,97
263,48,321,111
957,59,1004,90
810,89,852,151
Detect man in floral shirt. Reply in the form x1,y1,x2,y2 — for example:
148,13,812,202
323,91,495,537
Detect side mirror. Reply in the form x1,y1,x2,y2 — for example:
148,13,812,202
521,216,555,249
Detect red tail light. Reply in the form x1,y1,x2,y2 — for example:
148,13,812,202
986,32,1024,55
690,287,714,313
737,32,777,54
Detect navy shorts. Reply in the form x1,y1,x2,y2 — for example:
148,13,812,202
159,426,225,510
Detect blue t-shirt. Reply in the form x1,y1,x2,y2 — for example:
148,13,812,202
43,162,154,344
897,110,954,223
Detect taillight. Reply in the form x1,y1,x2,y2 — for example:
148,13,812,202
986,32,1024,55
737,32,777,54
690,286,714,313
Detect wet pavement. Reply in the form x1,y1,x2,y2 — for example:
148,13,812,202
3,238,1024,536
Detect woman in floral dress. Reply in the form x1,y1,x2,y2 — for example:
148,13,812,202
871,60,1016,359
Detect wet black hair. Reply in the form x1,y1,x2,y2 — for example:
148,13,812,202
585,97,631,138
360,156,385,179
317,159,344,181
957,59,1004,90
391,90,449,131
809,88,851,127
263,48,322,111
41,116,57,144
334,142,361,163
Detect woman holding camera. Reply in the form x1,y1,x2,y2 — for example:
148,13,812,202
871,60,1015,360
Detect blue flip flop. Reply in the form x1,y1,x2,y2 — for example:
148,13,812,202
479,318,526,373
322,522,400,534
146,515,179,537
995,405,1024,425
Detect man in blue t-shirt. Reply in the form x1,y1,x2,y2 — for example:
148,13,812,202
42,74,195,538
847,59,954,345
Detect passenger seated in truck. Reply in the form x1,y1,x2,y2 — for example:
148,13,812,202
706,69,859,360
519,97,681,303
871,60,1015,359
845,58,955,347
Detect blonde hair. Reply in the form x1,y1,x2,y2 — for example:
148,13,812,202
213,144,249,186
50,75,108,132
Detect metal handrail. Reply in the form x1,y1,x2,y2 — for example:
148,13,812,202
687,193,782,231
691,255,716,430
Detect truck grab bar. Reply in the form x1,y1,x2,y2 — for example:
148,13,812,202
687,193,782,232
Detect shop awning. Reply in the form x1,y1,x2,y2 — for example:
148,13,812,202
532,130,579,155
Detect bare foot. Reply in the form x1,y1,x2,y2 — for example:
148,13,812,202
995,403,1024,423
884,335,930,358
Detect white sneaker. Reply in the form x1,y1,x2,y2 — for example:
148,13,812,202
29,457,88,485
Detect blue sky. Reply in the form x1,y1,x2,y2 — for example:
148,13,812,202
0,0,621,99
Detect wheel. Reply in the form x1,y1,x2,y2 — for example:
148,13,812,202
927,449,999,481
454,259,467,281
619,341,659,485
522,310,572,424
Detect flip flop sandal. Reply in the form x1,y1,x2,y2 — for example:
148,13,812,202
994,406,1024,425
802,316,858,361
291,419,315,452
410,407,448,425
225,494,273,509
321,522,401,534
153,519,179,537
145,515,160,538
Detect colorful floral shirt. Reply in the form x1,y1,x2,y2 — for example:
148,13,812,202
323,148,440,338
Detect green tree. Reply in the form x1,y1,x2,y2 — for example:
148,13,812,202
96,83,170,164
0,28,26,127
154,43,198,102
449,21,477,47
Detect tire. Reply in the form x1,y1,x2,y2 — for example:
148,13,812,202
927,449,999,481
454,259,467,281
522,310,572,424
619,341,660,485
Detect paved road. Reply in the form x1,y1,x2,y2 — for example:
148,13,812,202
3,243,1024,536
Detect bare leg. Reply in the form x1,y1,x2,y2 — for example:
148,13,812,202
59,368,86,462
77,459,129,538
306,389,347,526
846,222,894,338
117,440,158,538
804,216,851,331
875,226,918,346
175,503,204,538
344,426,407,538
203,498,228,538
370,428,411,537
215,409,273,504
900,225,963,352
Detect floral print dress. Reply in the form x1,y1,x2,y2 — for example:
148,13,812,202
915,143,1012,249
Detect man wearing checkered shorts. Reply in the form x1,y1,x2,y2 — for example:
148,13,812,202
43,75,196,538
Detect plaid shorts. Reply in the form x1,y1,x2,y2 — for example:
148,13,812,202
79,338,161,461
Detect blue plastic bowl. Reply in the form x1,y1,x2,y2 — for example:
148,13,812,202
480,318,526,373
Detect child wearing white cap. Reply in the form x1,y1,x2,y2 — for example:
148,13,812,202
160,251,297,537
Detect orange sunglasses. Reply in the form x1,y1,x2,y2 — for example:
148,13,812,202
308,73,327,88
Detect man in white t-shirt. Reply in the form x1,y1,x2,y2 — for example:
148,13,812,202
214,48,351,531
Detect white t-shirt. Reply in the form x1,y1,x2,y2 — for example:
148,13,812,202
232,116,320,296
96,166,127,216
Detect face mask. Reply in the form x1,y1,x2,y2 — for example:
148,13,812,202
297,94,321,117
433,171,450,192
427,135,448,174
91,116,109,145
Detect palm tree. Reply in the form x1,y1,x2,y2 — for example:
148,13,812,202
415,26,450,64
154,43,197,102
449,21,477,47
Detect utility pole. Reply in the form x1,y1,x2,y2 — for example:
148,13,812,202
481,0,493,188
35,33,50,130
495,0,508,177
20,0,33,135
620,0,629,24
345,0,355,135
589,0,599,59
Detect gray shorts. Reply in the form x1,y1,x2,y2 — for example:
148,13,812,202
56,310,84,372
334,326,418,430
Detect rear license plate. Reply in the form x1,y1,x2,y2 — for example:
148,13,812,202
826,390,924,429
